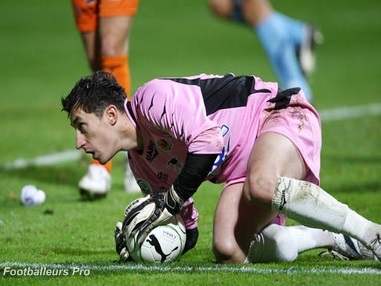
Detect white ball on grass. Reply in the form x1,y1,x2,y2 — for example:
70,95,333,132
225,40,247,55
21,185,46,206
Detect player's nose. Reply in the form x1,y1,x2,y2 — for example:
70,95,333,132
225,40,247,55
75,131,86,150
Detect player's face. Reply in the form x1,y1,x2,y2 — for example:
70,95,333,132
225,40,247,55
70,107,118,164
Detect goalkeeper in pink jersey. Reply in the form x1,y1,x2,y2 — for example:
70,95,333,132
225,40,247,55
62,71,380,263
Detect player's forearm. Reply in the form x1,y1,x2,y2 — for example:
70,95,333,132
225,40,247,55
173,152,218,201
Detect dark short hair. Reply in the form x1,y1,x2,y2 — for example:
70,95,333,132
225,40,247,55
61,71,126,118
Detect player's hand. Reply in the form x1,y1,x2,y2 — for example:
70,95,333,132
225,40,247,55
123,192,173,250
123,187,184,251
115,221,130,262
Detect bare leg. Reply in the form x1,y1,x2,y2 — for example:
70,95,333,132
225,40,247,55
213,183,277,263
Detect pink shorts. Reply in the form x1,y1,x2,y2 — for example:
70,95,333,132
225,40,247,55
180,198,199,230
272,213,286,226
258,90,322,185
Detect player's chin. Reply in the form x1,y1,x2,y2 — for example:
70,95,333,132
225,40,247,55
96,157,107,165
92,152,103,163
94,153,112,165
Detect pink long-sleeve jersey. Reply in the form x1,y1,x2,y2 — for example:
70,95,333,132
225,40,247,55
124,73,321,229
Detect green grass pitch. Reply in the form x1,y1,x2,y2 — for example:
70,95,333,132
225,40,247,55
1,0,381,285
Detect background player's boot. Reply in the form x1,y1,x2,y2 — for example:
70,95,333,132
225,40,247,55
297,24,323,77
124,154,141,194
79,164,111,199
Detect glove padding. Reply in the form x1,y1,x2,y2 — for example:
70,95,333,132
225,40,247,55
122,188,183,253
114,221,130,262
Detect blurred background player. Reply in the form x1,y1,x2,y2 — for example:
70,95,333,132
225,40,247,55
71,0,140,197
208,0,323,102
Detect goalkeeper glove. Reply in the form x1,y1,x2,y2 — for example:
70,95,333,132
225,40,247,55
114,221,130,262
123,187,184,251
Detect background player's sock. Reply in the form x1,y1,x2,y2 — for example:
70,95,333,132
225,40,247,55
102,55,131,98
91,159,112,173
255,12,312,101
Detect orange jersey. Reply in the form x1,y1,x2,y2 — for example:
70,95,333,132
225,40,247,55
72,0,140,32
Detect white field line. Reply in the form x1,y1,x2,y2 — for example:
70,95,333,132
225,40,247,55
1,103,381,171
1,261,381,275
319,103,381,122
0,149,82,171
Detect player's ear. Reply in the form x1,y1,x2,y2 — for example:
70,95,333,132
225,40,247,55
105,105,118,125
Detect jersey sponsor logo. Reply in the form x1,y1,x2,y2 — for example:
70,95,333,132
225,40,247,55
156,172,169,184
136,179,152,196
167,158,182,173
157,139,172,152
146,140,159,162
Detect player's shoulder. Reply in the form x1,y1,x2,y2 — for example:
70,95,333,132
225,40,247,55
135,73,236,98
156,73,228,82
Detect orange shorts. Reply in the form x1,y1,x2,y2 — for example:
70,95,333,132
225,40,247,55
72,0,139,32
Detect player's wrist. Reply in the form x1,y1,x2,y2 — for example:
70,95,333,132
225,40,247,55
164,185,184,215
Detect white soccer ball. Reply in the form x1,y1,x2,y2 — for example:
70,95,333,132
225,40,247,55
127,215,186,263
21,185,46,206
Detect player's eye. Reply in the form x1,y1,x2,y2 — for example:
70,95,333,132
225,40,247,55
78,123,86,133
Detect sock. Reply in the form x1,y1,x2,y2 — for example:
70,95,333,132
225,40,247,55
255,12,312,101
102,55,131,98
272,177,377,246
246,224,333,263
91,159,112,173
247,224,298,263
288,225,334,252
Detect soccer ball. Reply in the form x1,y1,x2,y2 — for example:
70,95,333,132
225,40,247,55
127,215,186,263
